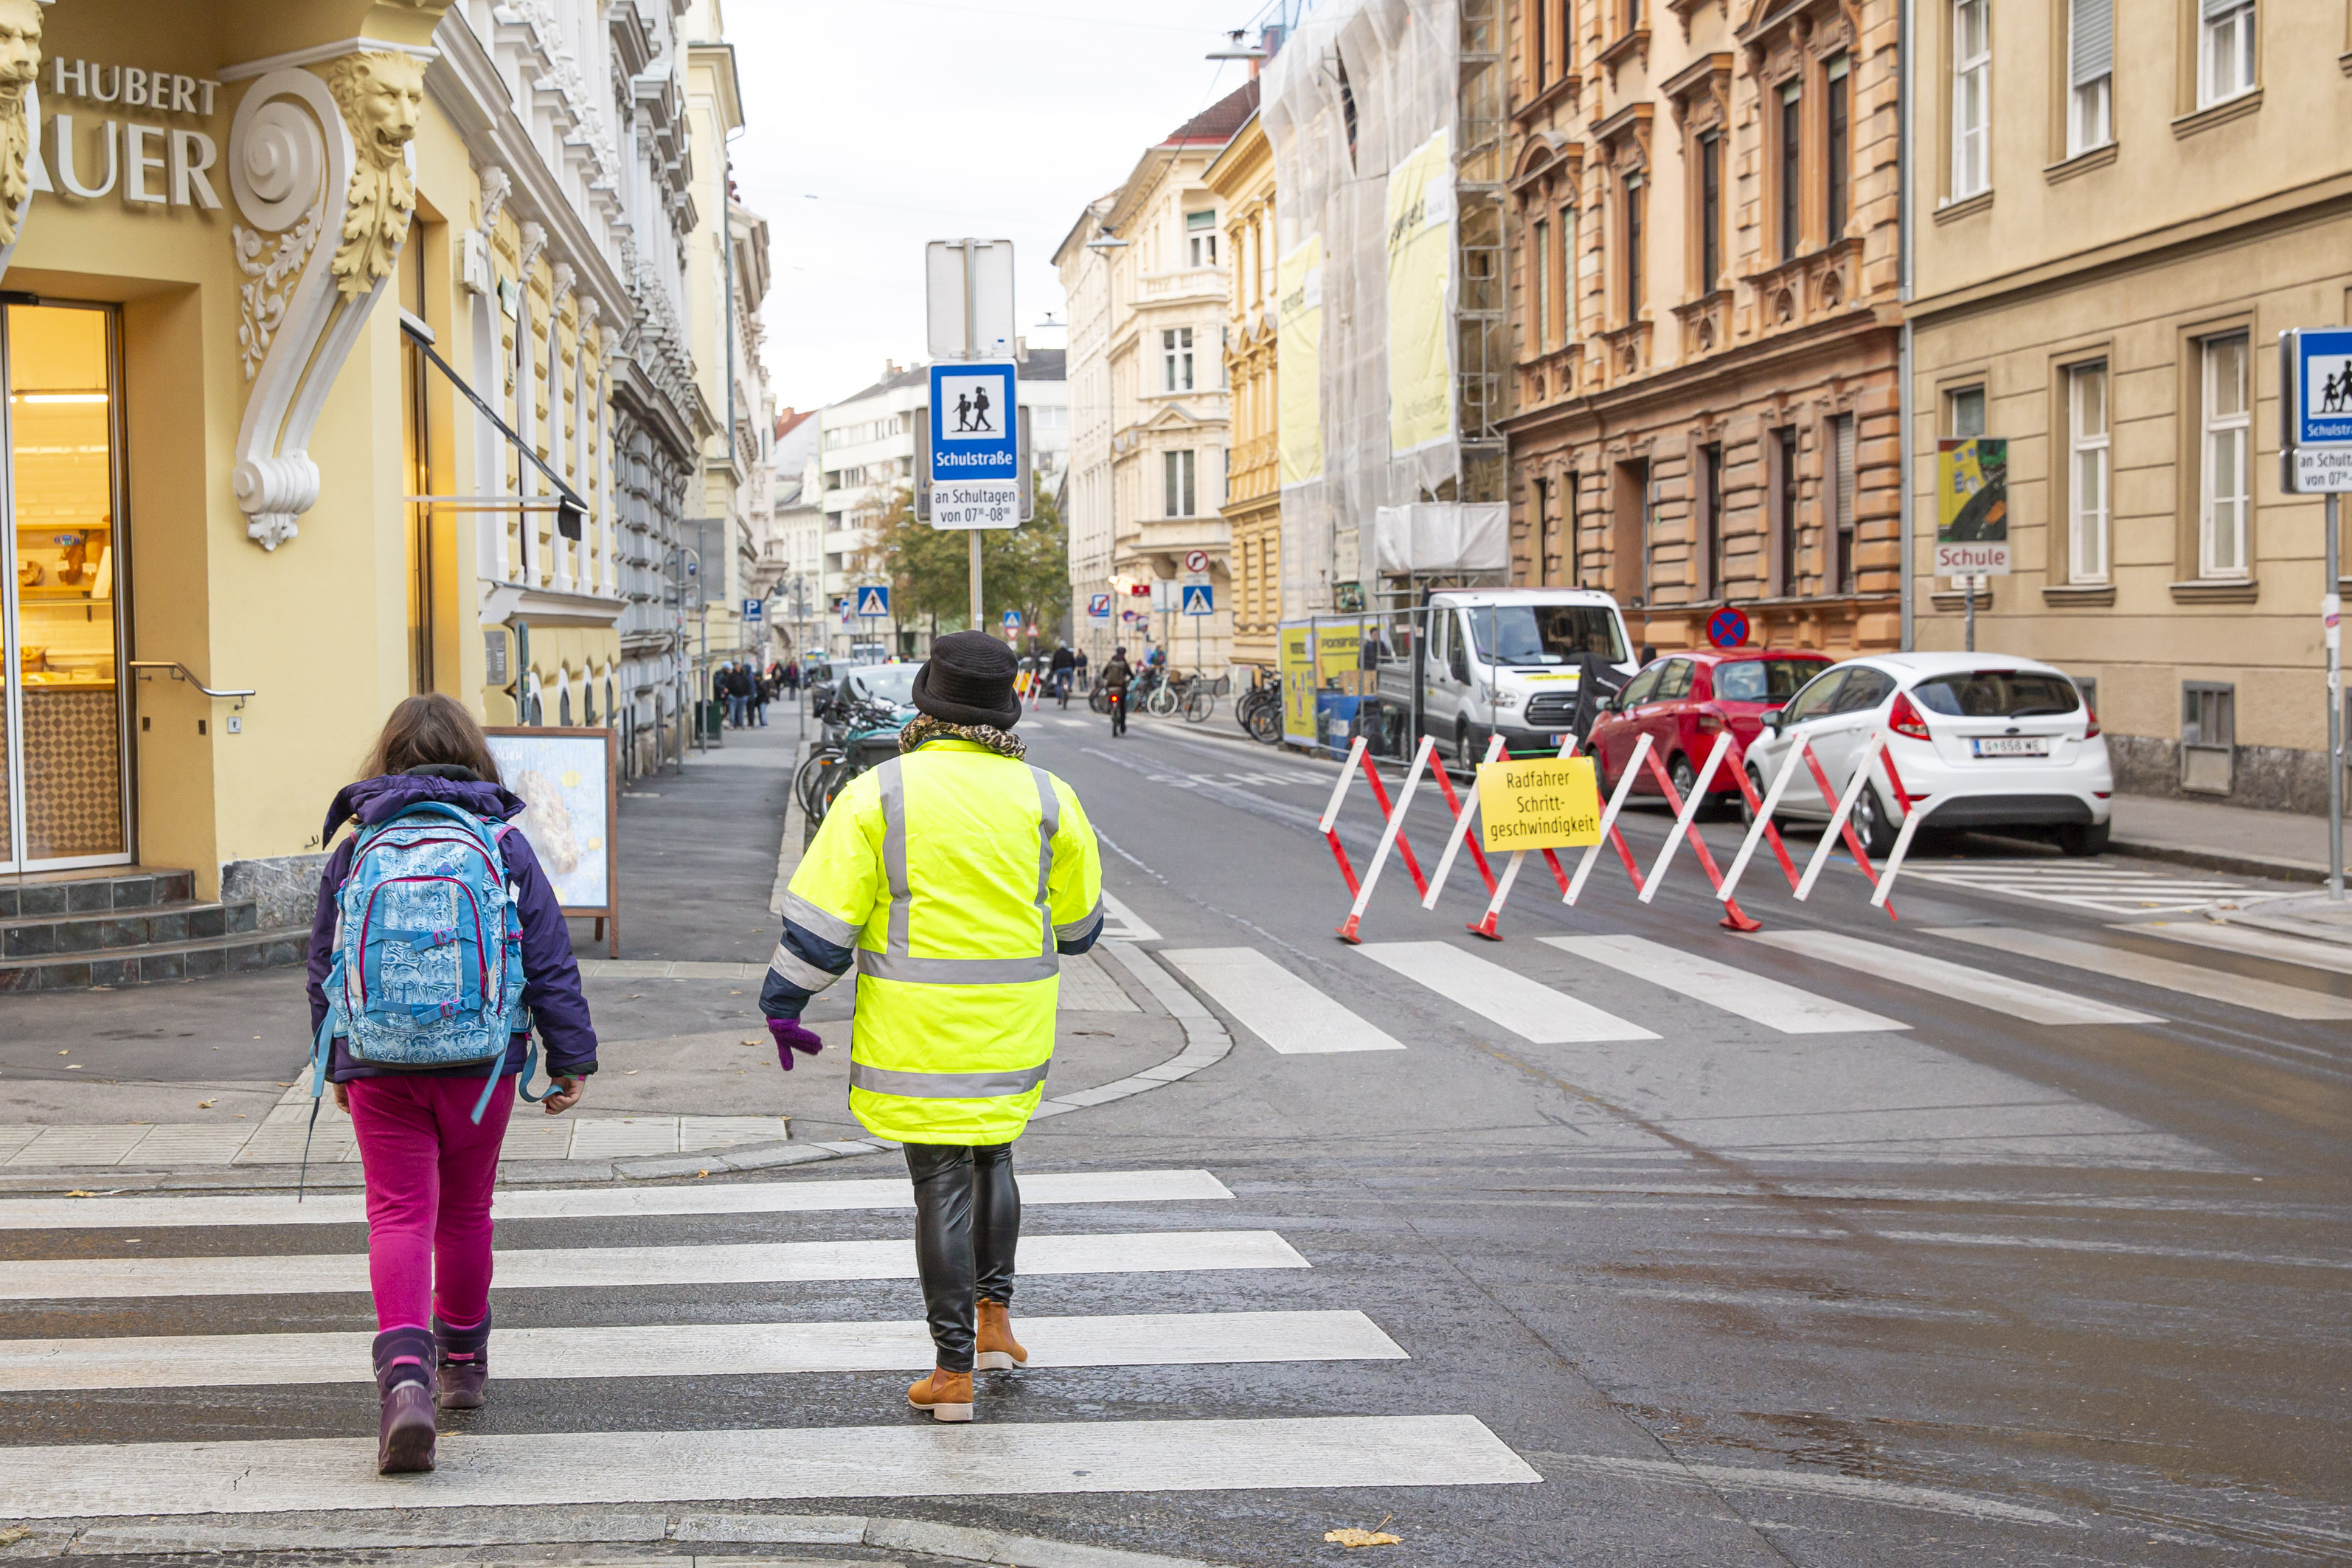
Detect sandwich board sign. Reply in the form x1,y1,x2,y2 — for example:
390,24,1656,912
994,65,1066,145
929,361,1019,528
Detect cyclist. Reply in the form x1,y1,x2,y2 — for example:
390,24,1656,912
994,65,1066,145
1050,642,1075,707
1101,645,1133,738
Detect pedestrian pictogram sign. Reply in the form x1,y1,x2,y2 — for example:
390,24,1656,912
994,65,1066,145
1087,592,1112,622
1002,609,1022,630
1706,606,1748,649
928,361,1020,527
1182,584,1215,617
2283,328,2352,493
856,586,890,617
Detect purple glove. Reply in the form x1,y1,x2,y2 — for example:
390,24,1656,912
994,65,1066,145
769,1017,825,1072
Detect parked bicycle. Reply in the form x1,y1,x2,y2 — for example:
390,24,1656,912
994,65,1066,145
1234,667,1283,744
795,695,904,825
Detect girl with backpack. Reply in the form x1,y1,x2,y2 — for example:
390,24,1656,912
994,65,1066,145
305,693,598,1475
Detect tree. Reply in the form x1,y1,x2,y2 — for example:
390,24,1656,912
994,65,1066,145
867,485,1071,645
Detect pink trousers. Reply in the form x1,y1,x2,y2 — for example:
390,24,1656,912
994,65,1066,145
345,1074,517,1333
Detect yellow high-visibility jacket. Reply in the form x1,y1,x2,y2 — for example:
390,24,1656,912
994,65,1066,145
762,738,1104,1145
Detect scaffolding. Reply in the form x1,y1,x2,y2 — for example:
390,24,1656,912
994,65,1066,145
1263,0,1510,625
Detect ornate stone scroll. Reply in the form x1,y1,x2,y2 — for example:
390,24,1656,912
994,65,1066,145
226,51,424,550
0,0,43,256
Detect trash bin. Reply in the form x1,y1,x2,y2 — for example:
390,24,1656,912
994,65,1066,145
698,699,726,743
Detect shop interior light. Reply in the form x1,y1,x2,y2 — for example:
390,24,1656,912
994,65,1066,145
15,392,107,403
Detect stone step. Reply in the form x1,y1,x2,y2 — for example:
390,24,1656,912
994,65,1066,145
1,899,262,960
0,868,195,919
0,926,309,992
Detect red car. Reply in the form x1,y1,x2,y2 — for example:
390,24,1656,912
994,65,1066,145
1585,649,1834,813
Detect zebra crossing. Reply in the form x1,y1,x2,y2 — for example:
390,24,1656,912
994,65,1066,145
0,1165,1540,1520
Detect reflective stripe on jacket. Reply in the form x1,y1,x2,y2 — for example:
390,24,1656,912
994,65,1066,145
761,737,1104,1144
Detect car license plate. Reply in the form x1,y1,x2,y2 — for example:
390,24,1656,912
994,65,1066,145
1971,736,2050,757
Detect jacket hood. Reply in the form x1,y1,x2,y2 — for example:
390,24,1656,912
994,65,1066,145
322,771,526,844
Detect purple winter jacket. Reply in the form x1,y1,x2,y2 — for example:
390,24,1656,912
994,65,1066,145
305,771,600,1085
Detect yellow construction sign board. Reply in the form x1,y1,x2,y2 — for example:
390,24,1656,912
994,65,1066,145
1477,754,1603,852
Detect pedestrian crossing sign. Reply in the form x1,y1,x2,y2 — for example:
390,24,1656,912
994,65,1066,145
1002,609,1022,629
856,586,890,617
1182,584,1214,616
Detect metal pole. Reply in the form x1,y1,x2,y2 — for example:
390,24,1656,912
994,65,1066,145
962,238,983,631
1963,575,1976,653
2330,491,2343,901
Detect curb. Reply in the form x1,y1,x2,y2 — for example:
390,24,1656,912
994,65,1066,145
772,736,814,915
0,946,1224,1196
0,1508,1224,1567
2109,834,2329,887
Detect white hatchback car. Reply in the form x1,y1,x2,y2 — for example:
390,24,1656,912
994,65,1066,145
1740,652,2113,856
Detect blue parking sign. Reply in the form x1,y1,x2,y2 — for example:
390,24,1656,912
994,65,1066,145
1086,592,1112,622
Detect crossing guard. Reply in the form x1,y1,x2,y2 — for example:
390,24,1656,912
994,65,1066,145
760,631,1105,1421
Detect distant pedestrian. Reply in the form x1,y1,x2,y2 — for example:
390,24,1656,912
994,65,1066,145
753,667,771,727
726,664,752,729
1102,645,1133,737
305,693,594,1474
762,632,1103,1422
784,661,801,693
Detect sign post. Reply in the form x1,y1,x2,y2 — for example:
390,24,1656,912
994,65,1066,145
926,239,1017,634
1935,437,2010,654
2280,328,2352,900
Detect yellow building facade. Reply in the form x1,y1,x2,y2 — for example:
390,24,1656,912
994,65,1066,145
0,0,729,952
1204,108,1279,673
1907,0,2352,811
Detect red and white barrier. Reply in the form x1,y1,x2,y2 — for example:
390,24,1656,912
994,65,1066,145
1716,729,1916,920
1319,720,1921,944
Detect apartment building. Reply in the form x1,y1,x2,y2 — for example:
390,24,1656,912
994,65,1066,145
1907,0,2352,813
1502,0,1904,655
1206,107,1282,671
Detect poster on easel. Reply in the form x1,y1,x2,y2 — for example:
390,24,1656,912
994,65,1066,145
482,726,621,957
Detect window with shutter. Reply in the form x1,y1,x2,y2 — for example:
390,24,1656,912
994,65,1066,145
2067,0,2112,154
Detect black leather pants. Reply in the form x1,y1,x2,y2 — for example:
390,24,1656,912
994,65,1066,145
904,1140,1019,1373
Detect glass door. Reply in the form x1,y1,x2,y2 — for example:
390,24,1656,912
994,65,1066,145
1,302,129,872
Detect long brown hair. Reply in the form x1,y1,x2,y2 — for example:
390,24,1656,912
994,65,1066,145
359,693,502,785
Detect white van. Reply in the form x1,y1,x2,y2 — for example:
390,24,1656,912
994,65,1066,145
1385,588,1638,763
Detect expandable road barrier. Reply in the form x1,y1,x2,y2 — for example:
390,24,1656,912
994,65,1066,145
1318,722,1922,946
1716,729,1917,921
1323,736,1499,944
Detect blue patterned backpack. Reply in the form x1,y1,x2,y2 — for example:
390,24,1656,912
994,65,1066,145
308,802,546,1142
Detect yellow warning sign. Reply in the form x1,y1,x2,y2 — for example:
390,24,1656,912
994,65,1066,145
1477,755,1603,853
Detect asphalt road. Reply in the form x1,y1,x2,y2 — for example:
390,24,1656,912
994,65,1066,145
4,704,2348,1566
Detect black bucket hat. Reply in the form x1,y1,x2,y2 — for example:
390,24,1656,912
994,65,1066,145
912,631,1021,729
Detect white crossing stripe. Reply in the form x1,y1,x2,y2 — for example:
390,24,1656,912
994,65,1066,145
1752,930,2164,1026
0,1414,1540,1519
0,1167,1232,1232
1356,942,1656,1043
1160,947,1406,1053
0,1229,1309,1302
1541,934,1909,1035
1931,927,2352,1021
0,1310,1404,1392
2134,919,2352,978
1098,891,1162,942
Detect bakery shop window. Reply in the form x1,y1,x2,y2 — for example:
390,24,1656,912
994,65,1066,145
4,302,128,869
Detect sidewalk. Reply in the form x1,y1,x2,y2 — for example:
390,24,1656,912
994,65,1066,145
2107,793,2339,887
0,703,1211,1187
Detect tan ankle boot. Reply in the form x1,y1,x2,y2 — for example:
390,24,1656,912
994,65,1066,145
907,1366,974,1421
975,1300,1028,1370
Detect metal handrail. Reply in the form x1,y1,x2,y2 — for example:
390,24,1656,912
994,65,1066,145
128,661,254,710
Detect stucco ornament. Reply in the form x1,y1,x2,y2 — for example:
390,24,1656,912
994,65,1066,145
319,52,423,297
226,52,426,551
0,0,42,252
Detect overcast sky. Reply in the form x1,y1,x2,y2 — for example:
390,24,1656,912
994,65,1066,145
723,0,1283,416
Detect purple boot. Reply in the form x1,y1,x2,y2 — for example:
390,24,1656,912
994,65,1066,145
372,1326,437,1474
434,1310,490,1410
